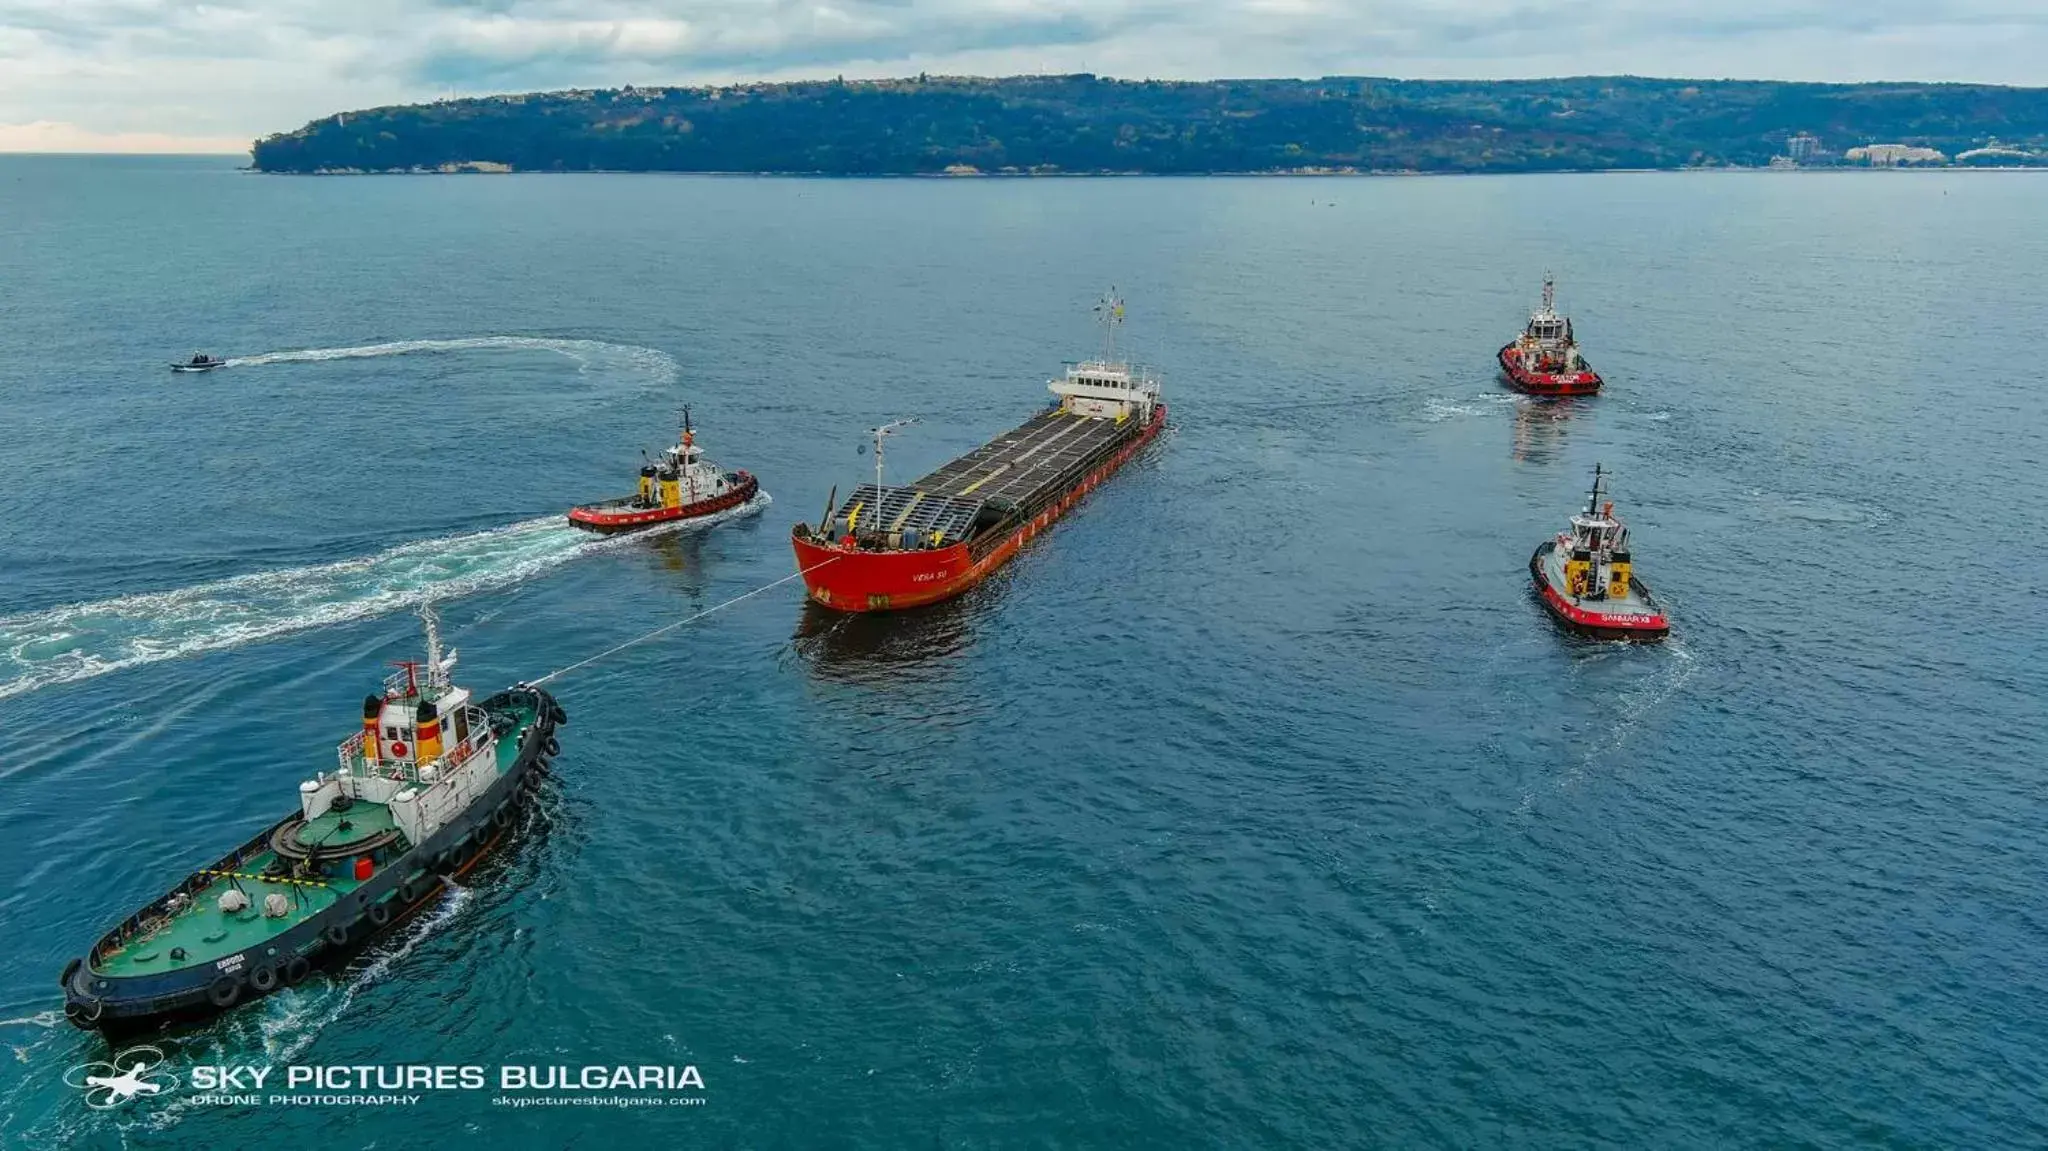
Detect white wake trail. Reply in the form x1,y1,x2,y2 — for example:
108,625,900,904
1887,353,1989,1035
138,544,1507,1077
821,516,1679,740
223,335,678,384
0,494,770,701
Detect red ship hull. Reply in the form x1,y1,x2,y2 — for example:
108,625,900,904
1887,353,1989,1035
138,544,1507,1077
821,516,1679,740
1499,345,1603,397
568,472,758,534
794,407,1166,612
1529,543,1668,641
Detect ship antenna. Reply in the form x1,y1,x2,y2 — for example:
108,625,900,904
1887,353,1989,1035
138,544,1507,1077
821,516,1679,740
1587,462,1605,517
1542,272,1555,315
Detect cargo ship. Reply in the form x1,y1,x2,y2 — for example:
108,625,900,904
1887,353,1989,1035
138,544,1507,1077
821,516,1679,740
1498,275,1602,396
60,608,565,1036
791,295,1166,612
568,407,758,534
1530,464,1669,641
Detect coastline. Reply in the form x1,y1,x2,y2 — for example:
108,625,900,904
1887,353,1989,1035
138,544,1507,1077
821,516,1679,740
248,164,2048,178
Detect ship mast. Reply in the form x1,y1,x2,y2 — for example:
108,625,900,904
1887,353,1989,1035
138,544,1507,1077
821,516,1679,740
864,418,918,533
681,404,697,503
1542,272,1556,316
422,601,446,687
1586,462,1607,517
1094,288,1124,364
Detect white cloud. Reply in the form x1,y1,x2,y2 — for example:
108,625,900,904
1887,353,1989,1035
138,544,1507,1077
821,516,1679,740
0,0,2043,151
0,120,248,153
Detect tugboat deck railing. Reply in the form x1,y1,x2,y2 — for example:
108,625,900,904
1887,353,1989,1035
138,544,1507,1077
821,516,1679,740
381,664,455,701
335,703,494,781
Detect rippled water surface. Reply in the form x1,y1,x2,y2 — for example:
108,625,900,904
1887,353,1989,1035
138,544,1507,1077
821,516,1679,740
1,157,2043,1147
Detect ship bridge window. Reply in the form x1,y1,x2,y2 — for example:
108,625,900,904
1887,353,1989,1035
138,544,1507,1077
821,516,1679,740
385,726,401,741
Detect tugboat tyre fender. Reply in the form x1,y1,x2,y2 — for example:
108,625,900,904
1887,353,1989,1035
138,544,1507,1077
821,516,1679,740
398,878,423,904
492,805,513,830
60,957,81,988
285,956,311,985
366,902,392,929
208,975,241,1009
64,997,103,1026
544,736,561,757
550,702,568,726
249,964,279,994
324,923,350,949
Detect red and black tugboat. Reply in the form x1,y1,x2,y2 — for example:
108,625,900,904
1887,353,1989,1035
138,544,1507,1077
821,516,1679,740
1530,464,1669,641
1499,275,1602,396
791,293,1167,613
568,407,759,534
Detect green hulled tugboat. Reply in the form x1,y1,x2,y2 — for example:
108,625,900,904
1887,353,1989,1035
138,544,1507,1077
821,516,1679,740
60,608,565,1037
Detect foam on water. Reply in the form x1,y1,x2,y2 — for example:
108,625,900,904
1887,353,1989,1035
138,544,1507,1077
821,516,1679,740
0,495,770,701
1423,392,1522,422
223,336,678,388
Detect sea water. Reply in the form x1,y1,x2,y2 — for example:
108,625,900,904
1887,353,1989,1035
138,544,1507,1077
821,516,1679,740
0,156,2043,1146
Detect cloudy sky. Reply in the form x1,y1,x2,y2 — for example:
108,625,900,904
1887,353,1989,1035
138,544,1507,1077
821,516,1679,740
2,0,2044,153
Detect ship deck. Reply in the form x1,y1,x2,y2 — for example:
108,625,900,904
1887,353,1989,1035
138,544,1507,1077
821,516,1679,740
91,724,528,977
1536,542,1661,615
917,408,1133,503
831,408,1137,541
92,848,366,977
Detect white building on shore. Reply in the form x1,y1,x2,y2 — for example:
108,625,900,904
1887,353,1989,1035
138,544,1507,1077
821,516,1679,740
1846,144,1947,166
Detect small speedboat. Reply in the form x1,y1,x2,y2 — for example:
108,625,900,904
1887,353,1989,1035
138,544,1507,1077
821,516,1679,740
170,352,227,373
568,407,759,534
